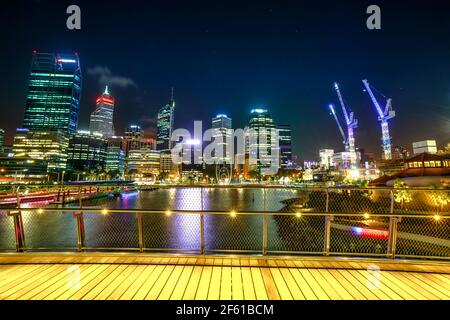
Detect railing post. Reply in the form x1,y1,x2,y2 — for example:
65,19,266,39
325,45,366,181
137,213,144,252
9,210,25,252
262,188,268,255
200,187,205,254
74,187,85,252
387,190,398,259
324,188,331,256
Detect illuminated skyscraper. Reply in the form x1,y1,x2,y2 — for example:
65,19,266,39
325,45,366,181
248,108,279,175
67,131,107,171
277,125,292,168
23,52,82,133
90,86,115,137
211,114,232,164
156,88,175,151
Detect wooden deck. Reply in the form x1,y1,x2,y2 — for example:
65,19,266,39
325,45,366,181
0,253,448,300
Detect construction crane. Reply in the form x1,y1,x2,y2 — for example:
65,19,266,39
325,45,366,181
362,79,396,160
333,82,358,168
328,104,347,149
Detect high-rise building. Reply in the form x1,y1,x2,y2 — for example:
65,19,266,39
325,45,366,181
124,125,154,154
412,140,437,155
0,129,4,149
156,88,175,151
89,86,115,137
106,136,125,176
23,52,82,134
277,125,292,168
67,131,107,171
248,108,279,175
12,128,69,171
211,114,232,164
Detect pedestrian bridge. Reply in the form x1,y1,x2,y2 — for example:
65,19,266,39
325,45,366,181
0,253,448,300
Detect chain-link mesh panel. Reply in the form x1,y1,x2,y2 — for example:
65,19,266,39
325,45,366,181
328,189,392,214
84,212,139,249
0,211,15,250
329,215,390,255
396,216,450,258
267,214,325,253
393,189,450,215
204,214,263,252
21,211,78,249
142,213,200,251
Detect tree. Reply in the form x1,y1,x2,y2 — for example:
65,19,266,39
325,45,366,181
393,179,412,210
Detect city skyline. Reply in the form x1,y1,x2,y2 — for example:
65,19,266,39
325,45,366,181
0,0,449,160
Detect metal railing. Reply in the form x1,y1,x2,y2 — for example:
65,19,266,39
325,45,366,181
0,185,448,260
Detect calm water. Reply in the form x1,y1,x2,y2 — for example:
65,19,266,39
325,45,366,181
0,188,446,256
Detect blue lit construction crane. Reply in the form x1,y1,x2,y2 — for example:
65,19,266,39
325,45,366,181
362,79,396,160
328,104,347,149
333,82,358,168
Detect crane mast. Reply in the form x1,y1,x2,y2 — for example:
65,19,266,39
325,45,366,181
362,79,395,160
333,82,358,168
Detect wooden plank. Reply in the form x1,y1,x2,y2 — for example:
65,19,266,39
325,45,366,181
278,268,305,300
241,267,256,300
220,266,232,300
382,271,427,300
410,273,450,297
297,269,329,300
145,265,176,300
260,268,280,300
231,267,244,300
183,266,203,300
58,264,117,300
120,265,157,300
0,265,60,299
81,265,129,300
344,269,391,300
95,265,139,300
288,268,317,300
398,272,447,300
335,269,379,300
158,266,185,300
170,265,194,300
207,266,221,300
269,268,293,300
108,265,148,300
132,265,166,300
10,264,81,300
325,269,367,300
374,271,417,300
195,266,212,300
317,269,355,300
307,269,342,300
390,272,440,300
356,270,402,300
250,267,268,300
31,264,103,300
0,264,45,288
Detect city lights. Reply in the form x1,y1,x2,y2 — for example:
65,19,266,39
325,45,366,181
101,208,108,215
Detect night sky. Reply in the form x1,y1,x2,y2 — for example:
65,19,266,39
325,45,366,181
1,0,449,159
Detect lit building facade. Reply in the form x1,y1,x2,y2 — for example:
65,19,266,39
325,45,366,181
106,136,125,176
211,114,232,164
23,52,82,134
248,108,279,175
412,140,437,155
12,128,69,172
0,129,4,149
126,148,160,177
66,131,107,171
90,86,115,137
156,89,175,151
319,149,334,169
277,124,292,168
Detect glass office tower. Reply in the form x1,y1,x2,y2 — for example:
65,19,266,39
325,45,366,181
23,52,82,134
156,89,175,151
